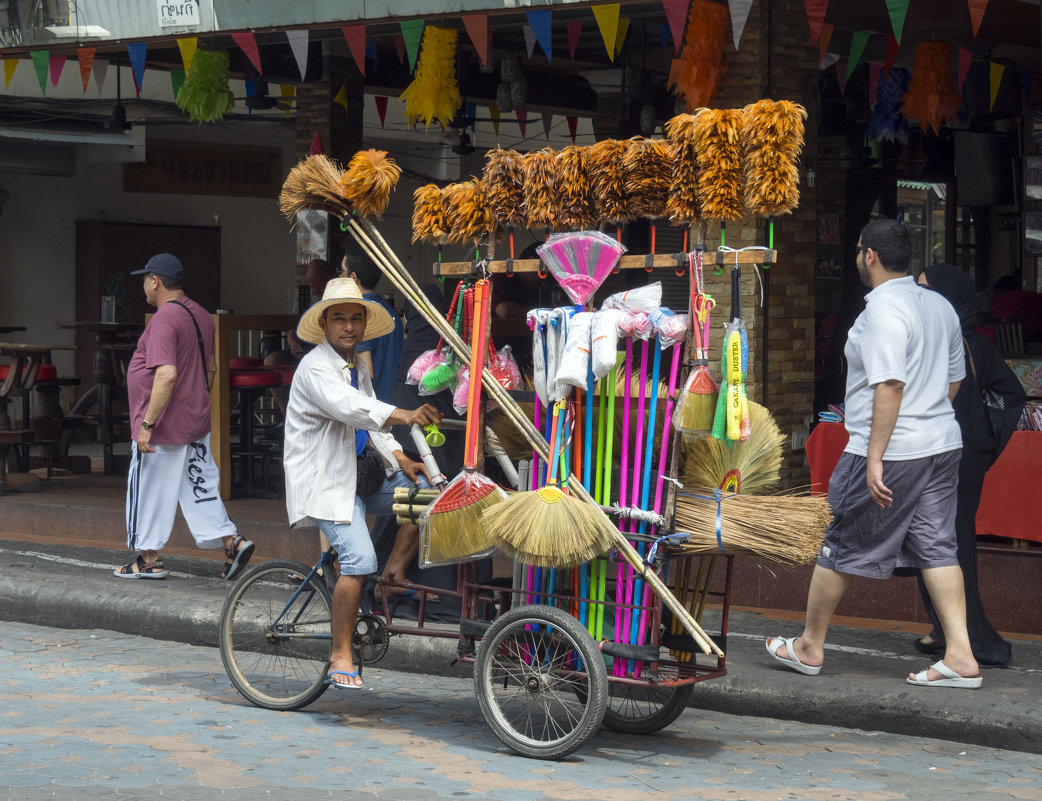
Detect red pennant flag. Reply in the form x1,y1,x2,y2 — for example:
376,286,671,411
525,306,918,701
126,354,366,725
462,14,489,66
818,22,833,64
661,0,690,54
958,46,973,90
517,109,528,138
567,115,578,143
884,34,899,78
567,20,583,59
967,0,989,37
77,47,96,93
834,60,847,95
342,25,367,74
394,33,407,65
375,95,388,127
49,54,65,87
868,63,882,106
231,32,263,75
310,132,322,155
803,0,830,46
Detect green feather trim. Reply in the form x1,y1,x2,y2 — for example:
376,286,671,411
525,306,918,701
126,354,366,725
176,49,234,124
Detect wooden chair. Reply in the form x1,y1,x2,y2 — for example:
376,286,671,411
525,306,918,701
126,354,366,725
994,322,1025,356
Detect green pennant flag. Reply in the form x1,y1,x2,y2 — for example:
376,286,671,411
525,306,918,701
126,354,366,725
400,19,425,73
886,0,909,45
170,68,185,101
846,31,870,81
30,50,49,95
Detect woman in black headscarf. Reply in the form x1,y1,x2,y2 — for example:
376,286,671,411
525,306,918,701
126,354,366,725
915,263,1026,666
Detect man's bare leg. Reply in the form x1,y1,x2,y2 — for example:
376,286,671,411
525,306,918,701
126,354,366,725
915,565,979,680
328,573,364,688
381,523,419,593
774,564,853,667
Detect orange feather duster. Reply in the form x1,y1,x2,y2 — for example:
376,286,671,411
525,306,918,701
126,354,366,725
588,139,631,226
742,100,806,217
483,148,527,234
664,113,702,224
692,109,746,222
337,149,401,218
668,0,730,111
623,137,671,220
900,41,961,136
445,178,493,246
522,148,561,232
557,146,596,231
412,184,451,244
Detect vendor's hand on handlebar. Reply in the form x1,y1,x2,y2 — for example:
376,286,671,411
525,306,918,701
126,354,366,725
402,404,443,428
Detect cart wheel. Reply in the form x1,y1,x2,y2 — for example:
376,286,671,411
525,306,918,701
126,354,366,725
219,559,333,711
353,613,390,665
474,604,608,760
601,682,694,735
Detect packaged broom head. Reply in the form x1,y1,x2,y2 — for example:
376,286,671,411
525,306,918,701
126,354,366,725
675,361,719,437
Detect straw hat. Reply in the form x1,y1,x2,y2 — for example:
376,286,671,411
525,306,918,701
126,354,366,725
296,276,396,345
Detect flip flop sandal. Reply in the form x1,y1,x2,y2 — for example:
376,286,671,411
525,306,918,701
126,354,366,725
221,535,255,580
906,660,982,689
765,636,822,676
325,670,363,690
113,555,168,580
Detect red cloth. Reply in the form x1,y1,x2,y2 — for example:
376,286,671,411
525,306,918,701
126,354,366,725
805,423,1042,543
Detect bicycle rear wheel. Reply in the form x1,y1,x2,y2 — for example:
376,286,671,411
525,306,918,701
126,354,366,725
219,559,333,710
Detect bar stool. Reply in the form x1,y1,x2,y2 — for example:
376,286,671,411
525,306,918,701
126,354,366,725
229,368,281,499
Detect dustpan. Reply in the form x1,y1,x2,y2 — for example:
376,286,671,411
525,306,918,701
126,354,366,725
537,230,627,306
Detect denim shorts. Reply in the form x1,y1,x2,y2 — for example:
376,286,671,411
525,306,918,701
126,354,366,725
316,472,431,576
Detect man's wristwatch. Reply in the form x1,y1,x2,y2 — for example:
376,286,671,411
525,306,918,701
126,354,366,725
140,420,155,430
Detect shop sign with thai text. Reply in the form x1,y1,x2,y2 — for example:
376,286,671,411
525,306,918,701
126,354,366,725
157,0,200,28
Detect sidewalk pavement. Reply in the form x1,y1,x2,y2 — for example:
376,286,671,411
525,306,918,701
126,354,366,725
1,537,1039,755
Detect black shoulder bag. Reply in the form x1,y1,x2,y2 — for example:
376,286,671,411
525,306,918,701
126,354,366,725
965,338,1014,467
170,300,211,391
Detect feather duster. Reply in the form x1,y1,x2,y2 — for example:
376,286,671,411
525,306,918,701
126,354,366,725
901,41,960,136
742,100,806,217
866,67,911,144
557,146,596,230
445,178,494,245
664,113,701,224
412,184,450,244
483,148,527,233
623,137,671,220
522,148,561,232
279,154,351,222
588,139,630,226
399,26,462,128
667,0,730,111
337,149,401,218
692,109,746,222
175,48,234,123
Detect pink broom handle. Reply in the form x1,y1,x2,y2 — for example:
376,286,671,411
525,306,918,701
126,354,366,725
612,336,633,675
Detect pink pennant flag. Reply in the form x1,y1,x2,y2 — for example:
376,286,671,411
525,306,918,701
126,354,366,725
517,109,528,138
462,14,489,66
49,54,65,87
834,60,847,95
310,132,322,155
567,20,584,59
662,0,690,53
375,95,388,127
803,0,830,46
884,34,899,78
286,30,309,80
231,32,263,75
868,63,882,106
967,0,989,37
729,0,754,50
958,46,973,90
342,25,367,74
567,115,578,143
77,47,96,93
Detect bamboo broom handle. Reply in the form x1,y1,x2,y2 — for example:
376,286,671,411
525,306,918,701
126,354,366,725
345,216,721,656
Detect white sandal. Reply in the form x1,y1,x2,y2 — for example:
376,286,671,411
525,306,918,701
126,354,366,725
765,636,822,676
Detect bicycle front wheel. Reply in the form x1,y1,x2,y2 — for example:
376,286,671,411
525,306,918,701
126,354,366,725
219,559,333,710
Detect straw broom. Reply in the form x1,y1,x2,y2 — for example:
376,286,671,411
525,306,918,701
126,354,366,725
681,400,784,494
279,151,722,657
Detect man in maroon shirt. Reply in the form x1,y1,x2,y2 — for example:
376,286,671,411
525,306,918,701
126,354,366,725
114,253,253,580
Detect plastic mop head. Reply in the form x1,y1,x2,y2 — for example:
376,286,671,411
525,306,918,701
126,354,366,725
419,469,508,567
675,362,719,436
537,230,627,306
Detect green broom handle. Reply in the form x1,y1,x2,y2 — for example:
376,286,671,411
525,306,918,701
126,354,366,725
344,216,722,657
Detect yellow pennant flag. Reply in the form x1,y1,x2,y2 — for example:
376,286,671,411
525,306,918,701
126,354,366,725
280,84,296,118
4,56,18,88
592,4,621,62
489,102,500,136
614,18,630,57
989,62,1004,111
177,37,198,75
333,83,348,113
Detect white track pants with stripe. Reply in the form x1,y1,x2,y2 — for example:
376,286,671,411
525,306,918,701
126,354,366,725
125,434,236,552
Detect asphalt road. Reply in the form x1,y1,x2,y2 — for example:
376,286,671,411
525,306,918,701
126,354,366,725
1,621,1040,801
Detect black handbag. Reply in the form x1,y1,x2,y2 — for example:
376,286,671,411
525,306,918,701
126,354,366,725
965,339,1015,467
355,442,386,497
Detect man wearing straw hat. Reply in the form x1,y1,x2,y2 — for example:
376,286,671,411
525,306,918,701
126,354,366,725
284,275,442,690
766,218,982,690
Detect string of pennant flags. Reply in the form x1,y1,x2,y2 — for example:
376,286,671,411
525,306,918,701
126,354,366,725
0,0,1029,126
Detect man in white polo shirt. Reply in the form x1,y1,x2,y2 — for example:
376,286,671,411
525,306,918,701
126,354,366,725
766,218,982,689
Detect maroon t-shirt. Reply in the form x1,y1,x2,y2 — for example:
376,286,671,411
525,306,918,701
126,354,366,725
127,296,214,445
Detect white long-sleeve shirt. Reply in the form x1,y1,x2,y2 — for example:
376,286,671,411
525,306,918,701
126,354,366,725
283,338,403,527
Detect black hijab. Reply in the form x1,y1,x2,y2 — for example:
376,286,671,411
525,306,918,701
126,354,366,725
923,263,977,335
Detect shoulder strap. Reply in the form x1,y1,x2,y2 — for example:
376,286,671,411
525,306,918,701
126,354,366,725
963,337,978,382
170,300,210,390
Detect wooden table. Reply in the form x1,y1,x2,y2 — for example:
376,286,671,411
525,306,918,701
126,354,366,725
57,322,144,474
210,314,298,499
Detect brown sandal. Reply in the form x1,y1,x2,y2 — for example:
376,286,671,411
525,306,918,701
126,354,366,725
221,535,255,580
113,555,168,580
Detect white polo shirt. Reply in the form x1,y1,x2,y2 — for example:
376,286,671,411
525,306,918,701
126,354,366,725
842,275,964,460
